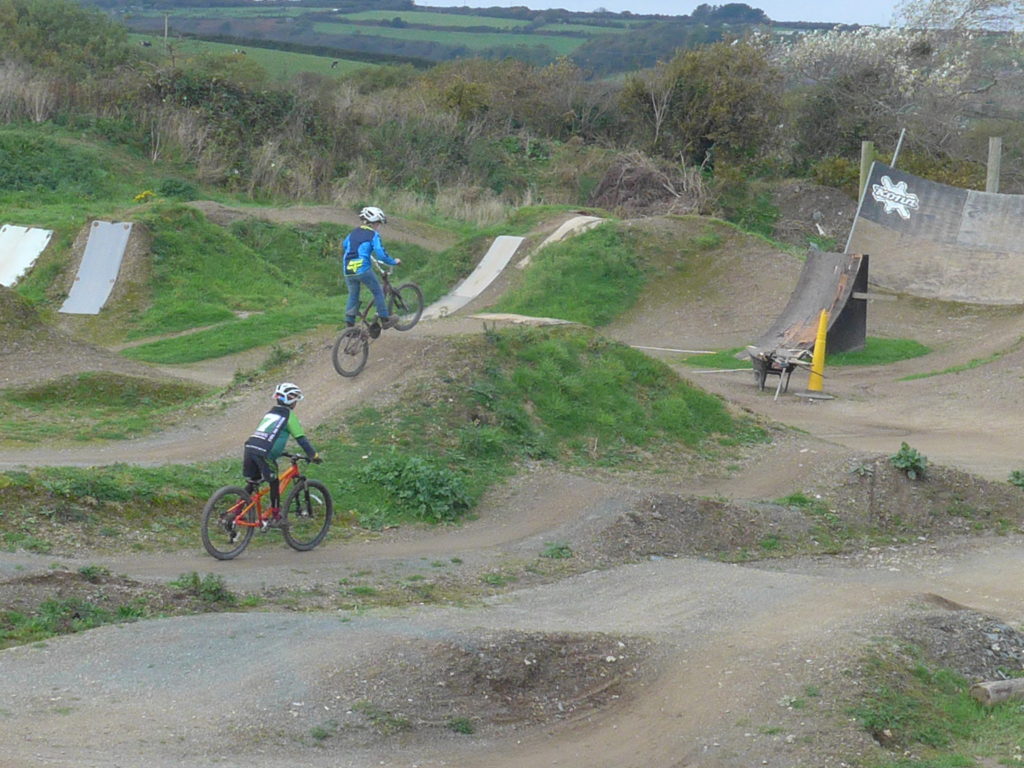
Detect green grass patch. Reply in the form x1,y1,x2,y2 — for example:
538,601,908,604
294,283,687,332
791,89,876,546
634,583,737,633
491,222,643,326
121,298,344,364
851,642,1024,766
0,462,221,555
828,337,931,366
113,206,443,362
0,372,210,443
899,351,1004,381
1,598,127,647
676,338,931,370
675,348,748,369
0,130,126,202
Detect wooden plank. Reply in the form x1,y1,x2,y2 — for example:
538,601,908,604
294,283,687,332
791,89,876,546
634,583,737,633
851,292,896,301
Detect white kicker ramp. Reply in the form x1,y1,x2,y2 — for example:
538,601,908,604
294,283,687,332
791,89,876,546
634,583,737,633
60,221,133,315
422,235,524,320
0,225,52,287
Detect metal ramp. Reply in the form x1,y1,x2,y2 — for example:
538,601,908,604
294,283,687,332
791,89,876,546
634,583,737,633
0,225,52,287
422,235,524,320
59,221,132,315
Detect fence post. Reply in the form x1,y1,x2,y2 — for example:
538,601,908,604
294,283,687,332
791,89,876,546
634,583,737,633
859,141,874,199
987,137,1002,193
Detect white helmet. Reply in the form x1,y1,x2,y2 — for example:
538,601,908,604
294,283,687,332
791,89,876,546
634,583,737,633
274,382,303,406
359,206,387,224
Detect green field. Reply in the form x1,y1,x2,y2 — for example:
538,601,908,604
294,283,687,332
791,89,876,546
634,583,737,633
339,10,532,29
537,21,632,33
142,7,309,18
311,21,585,55
130,35,374,79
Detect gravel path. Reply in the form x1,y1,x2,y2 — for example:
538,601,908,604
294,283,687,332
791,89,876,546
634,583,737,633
3,212,1024,767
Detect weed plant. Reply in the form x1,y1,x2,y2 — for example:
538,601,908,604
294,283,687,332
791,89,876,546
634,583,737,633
890,442,928,480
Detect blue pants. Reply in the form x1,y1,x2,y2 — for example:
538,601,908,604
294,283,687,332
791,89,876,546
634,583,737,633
345,271,389,323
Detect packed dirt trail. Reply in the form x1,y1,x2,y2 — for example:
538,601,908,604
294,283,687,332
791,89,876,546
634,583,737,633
4,212,1024,767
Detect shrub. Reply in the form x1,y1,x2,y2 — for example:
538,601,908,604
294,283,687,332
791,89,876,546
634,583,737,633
358,453,470,523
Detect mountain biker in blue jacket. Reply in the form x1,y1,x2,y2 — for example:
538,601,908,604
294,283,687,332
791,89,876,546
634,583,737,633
343,206,401,329
242,382,320,528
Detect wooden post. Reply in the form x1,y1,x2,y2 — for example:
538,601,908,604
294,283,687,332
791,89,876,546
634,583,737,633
986,136,1002,193
970,678,1024,706
859,141,874,199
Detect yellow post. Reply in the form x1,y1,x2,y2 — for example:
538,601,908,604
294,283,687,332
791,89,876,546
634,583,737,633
808,309,829,392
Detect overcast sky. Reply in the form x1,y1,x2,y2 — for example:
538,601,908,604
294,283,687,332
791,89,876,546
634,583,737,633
416,1,899,26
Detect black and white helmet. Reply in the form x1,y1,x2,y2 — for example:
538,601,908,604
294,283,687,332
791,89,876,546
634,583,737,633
359,206,387,224
274,382,303,406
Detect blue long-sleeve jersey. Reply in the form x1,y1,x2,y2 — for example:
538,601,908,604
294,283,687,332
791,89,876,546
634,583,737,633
342,225,398,276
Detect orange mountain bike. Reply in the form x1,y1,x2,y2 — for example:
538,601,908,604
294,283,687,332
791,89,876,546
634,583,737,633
201,453,334,560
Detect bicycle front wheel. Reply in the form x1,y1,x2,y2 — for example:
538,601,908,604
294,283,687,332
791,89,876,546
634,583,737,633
282,479,334,551
332,327,369,377
388,282,424,331
201,486,255,560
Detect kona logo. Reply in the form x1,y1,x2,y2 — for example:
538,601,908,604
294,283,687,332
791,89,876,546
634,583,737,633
871,175,920,220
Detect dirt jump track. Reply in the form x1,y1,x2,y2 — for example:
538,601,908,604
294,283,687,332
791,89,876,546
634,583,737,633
3,208,1024,768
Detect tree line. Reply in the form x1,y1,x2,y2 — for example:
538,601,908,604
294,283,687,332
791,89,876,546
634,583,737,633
1,0,1021,226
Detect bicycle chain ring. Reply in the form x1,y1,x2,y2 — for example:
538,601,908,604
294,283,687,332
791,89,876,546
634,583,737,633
368,321,382,339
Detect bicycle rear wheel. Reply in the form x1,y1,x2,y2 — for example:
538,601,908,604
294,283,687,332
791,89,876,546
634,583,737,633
201,486,255,560
388,282,424,331
332,327,369,377
281,479,334,551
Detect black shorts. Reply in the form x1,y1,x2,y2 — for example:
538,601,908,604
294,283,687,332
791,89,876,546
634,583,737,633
242,448,276,486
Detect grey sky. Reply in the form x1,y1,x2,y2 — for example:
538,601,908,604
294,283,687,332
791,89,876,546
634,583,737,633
416,1,899,26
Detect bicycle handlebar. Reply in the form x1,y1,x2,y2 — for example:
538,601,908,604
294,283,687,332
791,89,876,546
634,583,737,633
281,452,318,464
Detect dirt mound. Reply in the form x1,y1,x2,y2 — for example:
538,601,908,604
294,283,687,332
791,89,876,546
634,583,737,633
0,285,41,333
817,455,1023,535
315,630,652,741
593,495,812,561
893,602,1024,682
0,569,223,632
771,179,858,249
583,453,1023,565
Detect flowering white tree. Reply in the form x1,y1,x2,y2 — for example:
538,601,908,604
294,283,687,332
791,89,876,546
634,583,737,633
894,0,1024,30
773,10,1022,169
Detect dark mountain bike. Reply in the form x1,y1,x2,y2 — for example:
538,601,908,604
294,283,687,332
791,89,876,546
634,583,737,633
332,262,424,377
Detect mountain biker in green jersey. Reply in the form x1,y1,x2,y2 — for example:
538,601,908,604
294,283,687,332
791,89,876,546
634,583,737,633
342,206,401,329
242,382,321,528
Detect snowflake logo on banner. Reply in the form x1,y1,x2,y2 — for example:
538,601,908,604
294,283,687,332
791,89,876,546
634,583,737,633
871,175,920,220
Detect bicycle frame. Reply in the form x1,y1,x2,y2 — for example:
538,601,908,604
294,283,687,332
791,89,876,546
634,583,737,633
228,459,301,529
350,262,398,328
